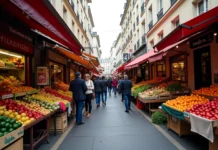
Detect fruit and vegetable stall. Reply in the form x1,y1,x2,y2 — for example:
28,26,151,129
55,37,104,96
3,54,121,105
161,85,218,150
0,79,73,150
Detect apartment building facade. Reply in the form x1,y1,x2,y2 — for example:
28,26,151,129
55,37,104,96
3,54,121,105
48,0,101,57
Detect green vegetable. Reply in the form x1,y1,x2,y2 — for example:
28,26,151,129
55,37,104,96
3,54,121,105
16,122,22,127
0,128,7,132
166,83,183,92
133,85,152,98
3,132,9,135
151,112,167,125
8,128,14,133
0,132,3,137
0,121,6,128
13,124,19,130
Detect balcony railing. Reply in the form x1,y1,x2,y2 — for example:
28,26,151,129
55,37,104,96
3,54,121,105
149,20,153,30
133,23,136,31
136,16,139,25
157,8,163,20
171,0,177,6
137,40,140,48
70,0,75,11
141,3,145,14
141,34,146,44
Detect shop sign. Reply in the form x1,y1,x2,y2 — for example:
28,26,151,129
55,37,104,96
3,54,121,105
36,67,50,85
0,33,33,54
123,53,130,62
49,50,67,65
190,33,213,49
0,23,33,43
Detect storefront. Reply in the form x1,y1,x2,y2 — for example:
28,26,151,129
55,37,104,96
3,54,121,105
0,13,34,87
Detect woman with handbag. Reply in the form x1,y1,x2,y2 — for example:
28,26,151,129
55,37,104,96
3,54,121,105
84,74,94,118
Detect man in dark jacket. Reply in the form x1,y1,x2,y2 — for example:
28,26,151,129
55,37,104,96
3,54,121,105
120,75,132,113
94,76,103,108
102,76,108,105
107,77,112,96
69,72,87,125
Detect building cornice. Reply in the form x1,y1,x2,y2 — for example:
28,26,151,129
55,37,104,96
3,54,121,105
88,6,95,27
120,0,131,25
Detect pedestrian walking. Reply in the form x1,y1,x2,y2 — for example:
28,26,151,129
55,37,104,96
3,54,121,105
84,74,94,118
120,75,132,113
107,77,112,96
117,76,124,102
69,72,87,125
112,77,118,96
102,76,108,105
94,76,103,108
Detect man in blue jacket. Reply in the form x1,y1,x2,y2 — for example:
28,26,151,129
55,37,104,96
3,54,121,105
69,72,87,125
120,75,132,113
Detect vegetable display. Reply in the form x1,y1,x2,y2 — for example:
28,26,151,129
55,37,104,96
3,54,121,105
132,84,152,98
166,82,184,92
138,87,170,99
151,112,167,125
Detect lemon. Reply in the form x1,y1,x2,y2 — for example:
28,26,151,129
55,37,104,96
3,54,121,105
9,114,15,118
8,110,13,113
0,110,4,116
21,113,26,117
4,111,10,116
16,115,21,121
14,112,19,116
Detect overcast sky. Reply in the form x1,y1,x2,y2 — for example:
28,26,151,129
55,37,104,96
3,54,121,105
90,0,125,58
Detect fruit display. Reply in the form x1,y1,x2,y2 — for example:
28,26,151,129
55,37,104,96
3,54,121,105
132,84,152,98
164,94,209,112
16,100,50,115
0,99,43,123
13,86,37,93
139,87,170,99
0,115,22,137
0,79,15,93
2,58,15,67
192,85,218,97
144,77,169,85
30,91,69,105
56,82,69,91
44,88,72,101
186,98,218,120
57,90,72,98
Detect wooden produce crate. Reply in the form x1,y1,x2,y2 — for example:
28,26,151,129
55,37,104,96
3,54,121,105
167,114,191,137
49,111,68,133
0,126,24,150
4,138,23,150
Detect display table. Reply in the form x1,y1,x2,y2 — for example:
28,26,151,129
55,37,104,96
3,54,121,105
23,110,59,150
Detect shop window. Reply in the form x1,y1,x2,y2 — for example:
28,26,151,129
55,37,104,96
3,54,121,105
156,60,166,77
50,62,64,89
171,55,186,82
0,49,25,84
158,30,164,41
171,15,180,29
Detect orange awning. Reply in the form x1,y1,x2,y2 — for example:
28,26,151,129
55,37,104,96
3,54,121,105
56,46,98,73
82,52,100,67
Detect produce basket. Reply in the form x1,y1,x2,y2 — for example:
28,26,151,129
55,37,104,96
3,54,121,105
161,104,185,120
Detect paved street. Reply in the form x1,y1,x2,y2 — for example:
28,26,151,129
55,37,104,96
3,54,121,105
58,94,178,150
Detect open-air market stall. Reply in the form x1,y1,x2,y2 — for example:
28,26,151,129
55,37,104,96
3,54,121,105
0,0,87,149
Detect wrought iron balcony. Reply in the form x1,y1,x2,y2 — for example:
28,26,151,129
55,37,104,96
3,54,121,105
137,40,140,48
141,3,145,14
157,8,163,20
149,20,153,30
136,16,139,25
171,0,177,6
141,34,146,44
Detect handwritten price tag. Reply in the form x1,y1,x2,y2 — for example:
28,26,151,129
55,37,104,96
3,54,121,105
2,94,13,99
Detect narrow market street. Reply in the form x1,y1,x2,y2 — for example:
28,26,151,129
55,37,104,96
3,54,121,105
38,94,208,150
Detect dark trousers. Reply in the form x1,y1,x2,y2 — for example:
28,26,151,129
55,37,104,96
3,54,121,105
108,87,112,95
75,100,85,123
85,94,92,113
95,92,101,105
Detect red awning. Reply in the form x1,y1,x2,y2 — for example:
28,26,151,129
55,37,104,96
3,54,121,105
1,0,82,55
116,61,132,72
155,6,218,51
124,50,156,70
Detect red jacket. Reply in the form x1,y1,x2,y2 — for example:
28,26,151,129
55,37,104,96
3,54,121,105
112,79,118,87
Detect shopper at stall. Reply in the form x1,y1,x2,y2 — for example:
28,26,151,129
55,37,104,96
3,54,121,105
94,76,103,108
84,74,94,118
107,76,112,96
120,75,132,113
112,77,118,96
102,76,108,105
69,72,87,125
135,73,142,84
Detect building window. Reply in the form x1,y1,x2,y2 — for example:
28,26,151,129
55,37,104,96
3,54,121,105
148,5,153,22
72,20,75,33
158,31,164,41
197,0,208,15
150,39,154,48
158,0,163,11
63,6,67,23
171,16,180,29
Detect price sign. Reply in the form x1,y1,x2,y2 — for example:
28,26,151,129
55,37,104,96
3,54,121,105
1,94,13,99
36,67,49,85
15,92,26,97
